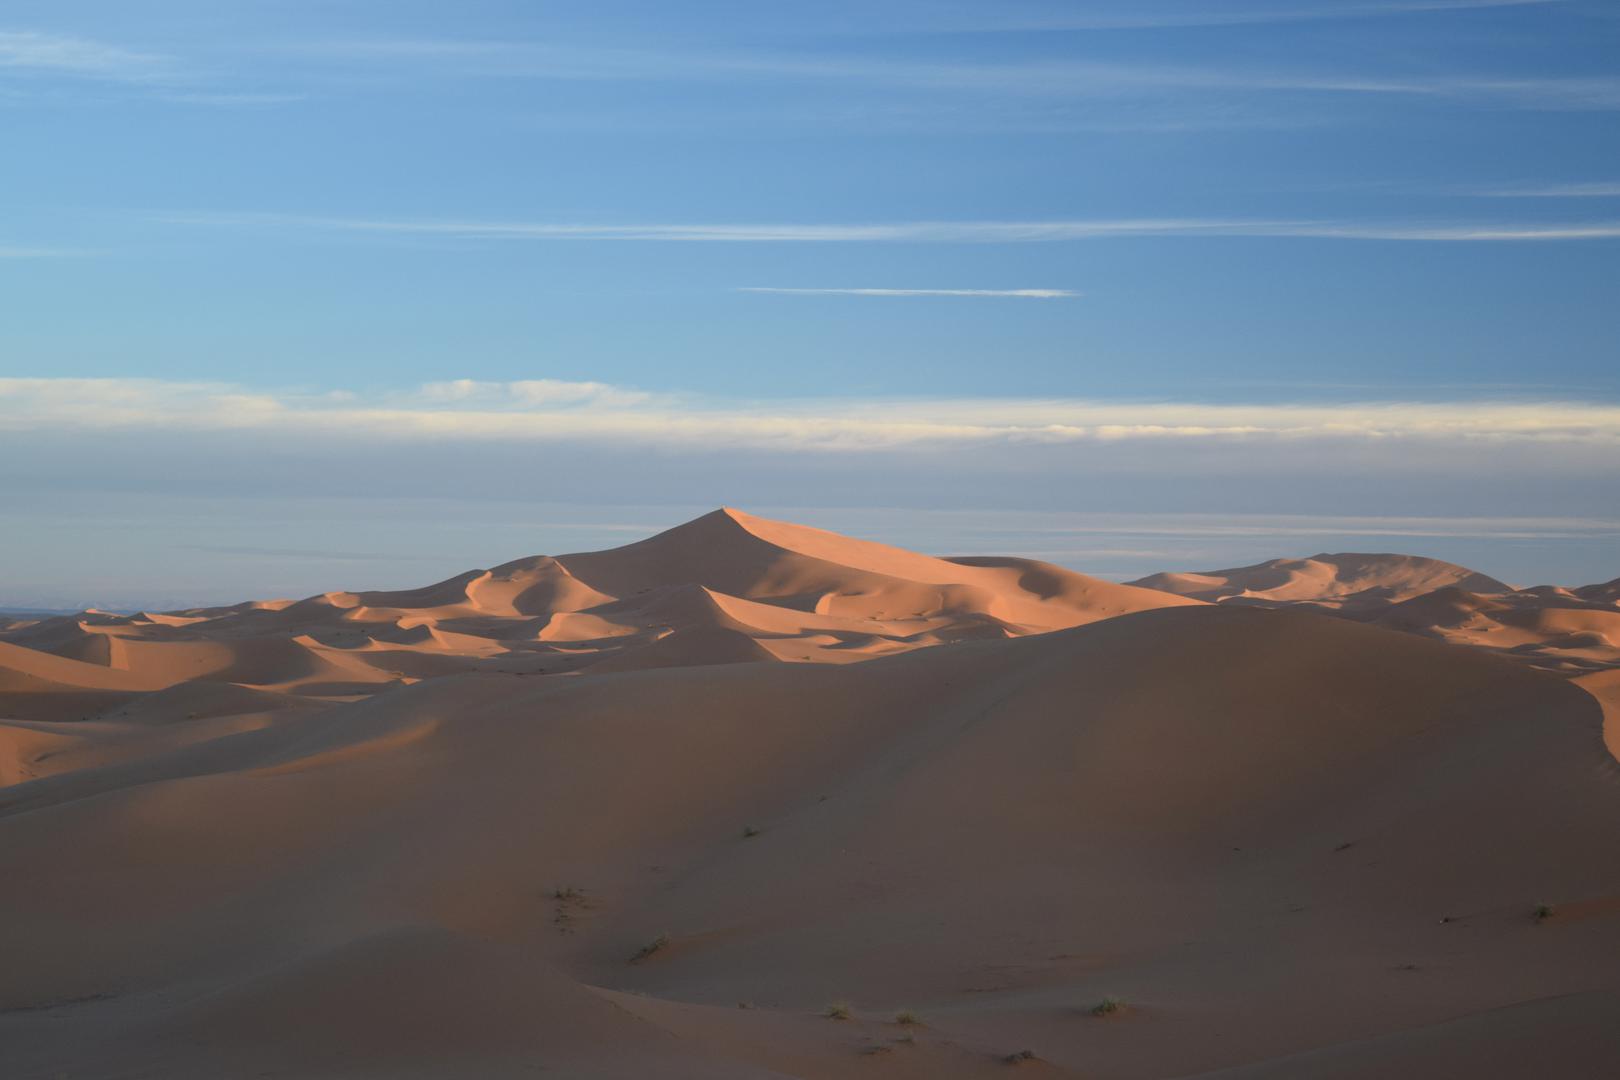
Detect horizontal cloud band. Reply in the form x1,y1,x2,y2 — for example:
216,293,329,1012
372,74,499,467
164,212,1620,243
2,377,1618,452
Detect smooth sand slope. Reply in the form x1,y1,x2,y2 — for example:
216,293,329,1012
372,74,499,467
2,511,1619,1078
1131,553,1620,675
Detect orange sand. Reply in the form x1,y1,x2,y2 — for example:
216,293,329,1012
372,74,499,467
2,510,1617,1078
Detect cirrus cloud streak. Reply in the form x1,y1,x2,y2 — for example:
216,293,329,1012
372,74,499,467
738,287,1077,298
162,211,1620,244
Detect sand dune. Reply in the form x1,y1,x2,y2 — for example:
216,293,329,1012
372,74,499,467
0,508,1195,687
1132,552,1620,675
1575,576,1620,604
2,511,1618,1077
1128,552,1513,610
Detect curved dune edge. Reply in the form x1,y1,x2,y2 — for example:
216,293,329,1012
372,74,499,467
0,606,1617,1076
1131,554,1620,675
1574,668,1620,766
1,514,1618,1077
0,508,1200,705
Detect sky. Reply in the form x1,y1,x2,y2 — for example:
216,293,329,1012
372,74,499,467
2,0,1618,606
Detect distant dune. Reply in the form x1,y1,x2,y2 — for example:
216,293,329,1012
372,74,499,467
1128,552,1514,609
1130,552,1619,675
2,510,1618,1078
0,508,1197,719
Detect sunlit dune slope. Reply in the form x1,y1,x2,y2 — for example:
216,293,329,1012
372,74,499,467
0,508,1198,697
1132,552,1620,675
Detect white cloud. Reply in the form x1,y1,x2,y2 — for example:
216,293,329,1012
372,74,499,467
956,0,1563,31
1475,182,1620,198
738,287,1078,298
0,30,167,79
163,211,1620,244
412,379,648,407
155,91,307,107
285,32,1618,112
1265,222,1620,240
0,246,79,258
0,30,298,106
2,377,1618,453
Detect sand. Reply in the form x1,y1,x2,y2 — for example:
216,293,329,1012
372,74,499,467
1131,553,1620,675
2,509,1618,1078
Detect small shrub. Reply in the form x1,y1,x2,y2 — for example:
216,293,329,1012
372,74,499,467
553,886,582,900
1004,1049,1038,1064
824,1000,852,1020
1091,996,1123,1017
742,825,761,838
1533,903,1555,923
631,934,670,962
893,1009,923,1026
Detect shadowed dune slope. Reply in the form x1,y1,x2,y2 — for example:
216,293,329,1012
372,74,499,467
0,508,1199,689
1132,553,1620,675
2,605,1618,1077
1128,552,1513,609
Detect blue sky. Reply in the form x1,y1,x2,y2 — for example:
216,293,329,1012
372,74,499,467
2,1,1618,604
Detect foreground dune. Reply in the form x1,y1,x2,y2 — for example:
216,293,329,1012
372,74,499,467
2,511,1618,1077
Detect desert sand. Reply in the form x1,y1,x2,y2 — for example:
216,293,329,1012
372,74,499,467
1131,553,1620,675
2,508,1618,1078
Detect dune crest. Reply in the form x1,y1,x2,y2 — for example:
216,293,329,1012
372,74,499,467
1128,551,1514,609
1132,552,1620,675
2,511,1618,1077
0,509,1197,709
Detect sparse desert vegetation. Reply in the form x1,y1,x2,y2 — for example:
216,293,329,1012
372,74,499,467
630,934,670,963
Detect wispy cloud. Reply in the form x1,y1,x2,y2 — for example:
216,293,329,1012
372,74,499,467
286,33,1620,112
154,91,307,107
3,377,1617,452
164,211,1620,244
961,0,1564,32
1267,222,1620,240
1474,182,1620,198
0,245,80,258
986,512,1620,541
0,30,167,80
738,287,1078,298
0,29,303,107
